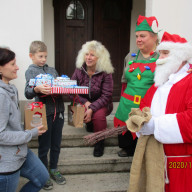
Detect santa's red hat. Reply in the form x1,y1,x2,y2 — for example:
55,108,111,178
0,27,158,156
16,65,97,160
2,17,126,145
157,32,192,63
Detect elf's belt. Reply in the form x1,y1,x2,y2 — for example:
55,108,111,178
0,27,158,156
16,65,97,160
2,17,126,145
122,92,141,105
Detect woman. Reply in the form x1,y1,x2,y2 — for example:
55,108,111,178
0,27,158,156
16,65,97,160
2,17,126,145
114,15,160,157
71,40,114,157
0,48,49,192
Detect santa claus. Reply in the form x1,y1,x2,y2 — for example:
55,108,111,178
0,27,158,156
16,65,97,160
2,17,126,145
138,31,192,192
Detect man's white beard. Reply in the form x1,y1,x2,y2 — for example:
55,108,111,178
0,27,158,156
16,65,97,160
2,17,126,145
154,55,182,87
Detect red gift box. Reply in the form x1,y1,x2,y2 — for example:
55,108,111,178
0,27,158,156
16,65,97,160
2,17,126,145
51,87,89,94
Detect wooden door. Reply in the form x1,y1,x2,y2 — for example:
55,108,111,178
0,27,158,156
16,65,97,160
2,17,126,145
53,0,132,101
93,0,132,100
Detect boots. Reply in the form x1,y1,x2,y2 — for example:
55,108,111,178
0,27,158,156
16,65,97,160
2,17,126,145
93,140,104,157
86,121,94,132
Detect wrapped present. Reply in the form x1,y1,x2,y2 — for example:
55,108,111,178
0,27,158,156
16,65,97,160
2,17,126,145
28,74,88,94
29,73,54,86
56,75,70,80
57,80,77,87
51,86,89,94
29,74,77,87
29,79,52,86
36,73,54,80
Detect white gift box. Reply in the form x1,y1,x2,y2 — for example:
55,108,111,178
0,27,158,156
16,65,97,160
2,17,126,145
56,76,70,80
29,79,52,86
57,80,77,87
29,79,77,87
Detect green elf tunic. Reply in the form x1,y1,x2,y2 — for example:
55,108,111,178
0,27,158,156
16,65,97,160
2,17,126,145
114,49,159,130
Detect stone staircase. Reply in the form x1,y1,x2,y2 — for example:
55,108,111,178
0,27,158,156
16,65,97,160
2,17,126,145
17,102,131,192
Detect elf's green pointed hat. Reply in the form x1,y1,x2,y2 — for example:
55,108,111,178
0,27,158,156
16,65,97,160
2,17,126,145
135,15,159,33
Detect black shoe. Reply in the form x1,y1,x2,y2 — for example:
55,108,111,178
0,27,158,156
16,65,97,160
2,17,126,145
93,140,104,157
86,121,94,132
118,149,129,157
43,178,53,190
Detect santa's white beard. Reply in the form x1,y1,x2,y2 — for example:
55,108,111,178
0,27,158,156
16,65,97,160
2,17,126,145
154,55,183,87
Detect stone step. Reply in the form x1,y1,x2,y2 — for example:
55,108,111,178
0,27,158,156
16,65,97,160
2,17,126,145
28,120,118,148
31,146,132,174
17,102,131,192
17,172,129,192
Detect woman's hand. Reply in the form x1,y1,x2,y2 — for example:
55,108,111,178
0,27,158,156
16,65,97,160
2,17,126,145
84,108,93,123
84,101,91,110
37,125,47,136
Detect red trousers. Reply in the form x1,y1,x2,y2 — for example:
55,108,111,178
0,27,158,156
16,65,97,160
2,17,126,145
91,107,112,132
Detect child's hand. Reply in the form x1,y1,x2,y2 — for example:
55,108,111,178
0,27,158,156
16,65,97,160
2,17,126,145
34,84,51,95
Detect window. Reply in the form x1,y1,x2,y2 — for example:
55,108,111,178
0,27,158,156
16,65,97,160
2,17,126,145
66,0,84,20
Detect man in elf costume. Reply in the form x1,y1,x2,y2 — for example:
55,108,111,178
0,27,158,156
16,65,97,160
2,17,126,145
137,31,192,192
114,15,160,157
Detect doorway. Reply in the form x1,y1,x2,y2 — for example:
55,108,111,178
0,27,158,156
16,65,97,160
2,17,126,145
53,0,132,101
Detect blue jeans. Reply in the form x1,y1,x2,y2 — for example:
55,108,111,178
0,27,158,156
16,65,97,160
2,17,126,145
0,149,49,192
38,112,64,169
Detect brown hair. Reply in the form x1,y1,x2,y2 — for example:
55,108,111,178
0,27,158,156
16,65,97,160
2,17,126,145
29,41,47,54
0,48,15,66
0,48,16,79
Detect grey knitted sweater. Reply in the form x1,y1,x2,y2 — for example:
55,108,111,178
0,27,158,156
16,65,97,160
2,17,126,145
0,80,38,173
24,64,64,116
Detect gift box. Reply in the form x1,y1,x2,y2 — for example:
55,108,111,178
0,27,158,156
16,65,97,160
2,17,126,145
57,80,77,87
51,87,89,94
29,77,77,87
29,79,52,86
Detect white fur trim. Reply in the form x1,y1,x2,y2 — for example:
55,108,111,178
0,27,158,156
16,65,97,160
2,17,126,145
157,42,192,51
151,65,189,144
157,42,192,63
154,114,183,144
151,20,158,33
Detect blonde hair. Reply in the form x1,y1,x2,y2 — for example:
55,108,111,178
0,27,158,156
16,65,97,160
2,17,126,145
149,32,159,46
29,41,47,54
76,40,114,74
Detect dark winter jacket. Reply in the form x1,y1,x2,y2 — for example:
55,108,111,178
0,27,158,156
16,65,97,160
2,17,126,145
24,64,64,116
71,64,113,112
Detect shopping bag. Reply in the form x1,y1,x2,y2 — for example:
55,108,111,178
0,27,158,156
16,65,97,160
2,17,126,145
68,104,85,128
24,102,48,130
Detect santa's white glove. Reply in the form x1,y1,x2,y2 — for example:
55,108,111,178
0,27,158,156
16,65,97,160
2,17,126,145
138,117,155,135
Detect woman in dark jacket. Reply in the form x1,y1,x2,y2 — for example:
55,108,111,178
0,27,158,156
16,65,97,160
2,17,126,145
71,40,114,157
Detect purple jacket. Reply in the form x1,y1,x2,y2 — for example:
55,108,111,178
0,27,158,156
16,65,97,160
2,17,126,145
71,64,113,112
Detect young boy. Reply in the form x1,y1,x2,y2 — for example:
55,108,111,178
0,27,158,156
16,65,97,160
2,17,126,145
25,41,65,190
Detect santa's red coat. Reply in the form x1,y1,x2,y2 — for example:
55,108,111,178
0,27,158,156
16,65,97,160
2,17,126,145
140,64,192,192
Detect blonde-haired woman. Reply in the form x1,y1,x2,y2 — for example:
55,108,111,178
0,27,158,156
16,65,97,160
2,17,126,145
71,40,114,157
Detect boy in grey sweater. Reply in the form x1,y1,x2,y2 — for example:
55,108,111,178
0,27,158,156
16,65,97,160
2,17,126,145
25,41,65,190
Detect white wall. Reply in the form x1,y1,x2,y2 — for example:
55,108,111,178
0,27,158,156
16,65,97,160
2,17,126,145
0,0,43,100
147,0,192,42
129,0,145,50
4,0,192,101
43,0,55,68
